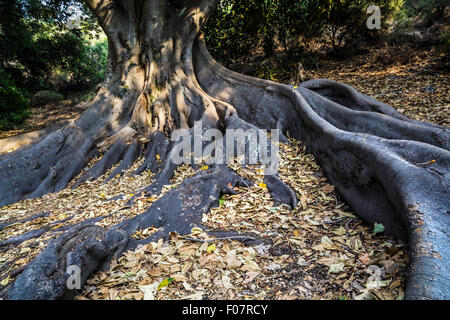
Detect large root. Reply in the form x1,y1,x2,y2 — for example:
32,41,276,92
0,83,141,207
194,37,450,299
3,165,260,299
0,8,448,299
0,121,70,156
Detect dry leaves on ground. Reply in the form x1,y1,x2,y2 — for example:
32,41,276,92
2,45,447,300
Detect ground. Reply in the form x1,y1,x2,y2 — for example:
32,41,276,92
0,44,447,300
0,90,95,139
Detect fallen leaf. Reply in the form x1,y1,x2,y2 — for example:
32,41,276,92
329,262,345,274
373,223,385,235
206,243,216,254
225,250,242,269
322,184,335,194
1,276,9,286
172,273,188,282
222,274,232,289
139,283,159,300
157,278,174,290
359,253,371,265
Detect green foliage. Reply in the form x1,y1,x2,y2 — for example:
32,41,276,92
54,36,108,90
386,0,449,44
0,0,107,128
401,0,449,26
0,70,30,130
440,28,450,56
204,0,269,60
318,0,405,49
205,0,405,64
0,7,107,91
30,90,64,107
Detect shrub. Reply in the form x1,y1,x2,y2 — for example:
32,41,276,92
1,1,107,93
30,90,64,107
0,70,30,130
204,0,405,65
440,28,450,56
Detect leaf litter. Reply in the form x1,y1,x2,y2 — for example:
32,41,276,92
0,137,409,300
5,44,448,299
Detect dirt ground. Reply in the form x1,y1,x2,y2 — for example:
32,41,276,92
0,90,94,139
308,44,449,126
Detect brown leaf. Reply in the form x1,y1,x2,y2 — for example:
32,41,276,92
359,253,371,265
322,184,335,194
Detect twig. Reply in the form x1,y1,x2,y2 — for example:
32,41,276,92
323,217,347,225
182,235,256,243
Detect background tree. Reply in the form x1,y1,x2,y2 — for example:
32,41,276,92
0,0,107,129
204,0,405,62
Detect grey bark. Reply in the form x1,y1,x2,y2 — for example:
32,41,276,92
0,0,448,300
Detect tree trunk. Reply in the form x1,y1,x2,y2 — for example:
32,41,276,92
0,0,449,300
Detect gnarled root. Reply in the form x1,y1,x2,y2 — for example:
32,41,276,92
193,38,450,299
0,32,448,300
3,165,261,299
4,224,128,299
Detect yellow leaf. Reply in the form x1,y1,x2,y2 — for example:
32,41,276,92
200,165,209,171
206,244,216,254
190,227,203,235
157,278,174,290
258,182,267,189
1,276,9,286
51,224,63,230
100,193,106,197
293,229,299,237
156,154,160,160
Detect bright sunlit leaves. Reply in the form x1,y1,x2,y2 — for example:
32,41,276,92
157,278,174,290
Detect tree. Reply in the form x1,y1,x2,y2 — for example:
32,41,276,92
0,0,448,300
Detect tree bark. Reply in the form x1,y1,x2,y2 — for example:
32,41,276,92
0,0,448,300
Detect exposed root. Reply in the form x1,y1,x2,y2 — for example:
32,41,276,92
97,126,137,153
73,138,128,188
264,175,298,209
134,131,172,176
193,37,449,299
3,224,127,299
299,84,449,150
29,138,95,199
0,228,49,250
0,121,70,156
0,7,448,299
2,164,261,299
104,140,142,183
0,211,50,232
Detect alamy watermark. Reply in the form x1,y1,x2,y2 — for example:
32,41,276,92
367,5,381,30
66,265,81,290
66,5,82,30
170,121,280,175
